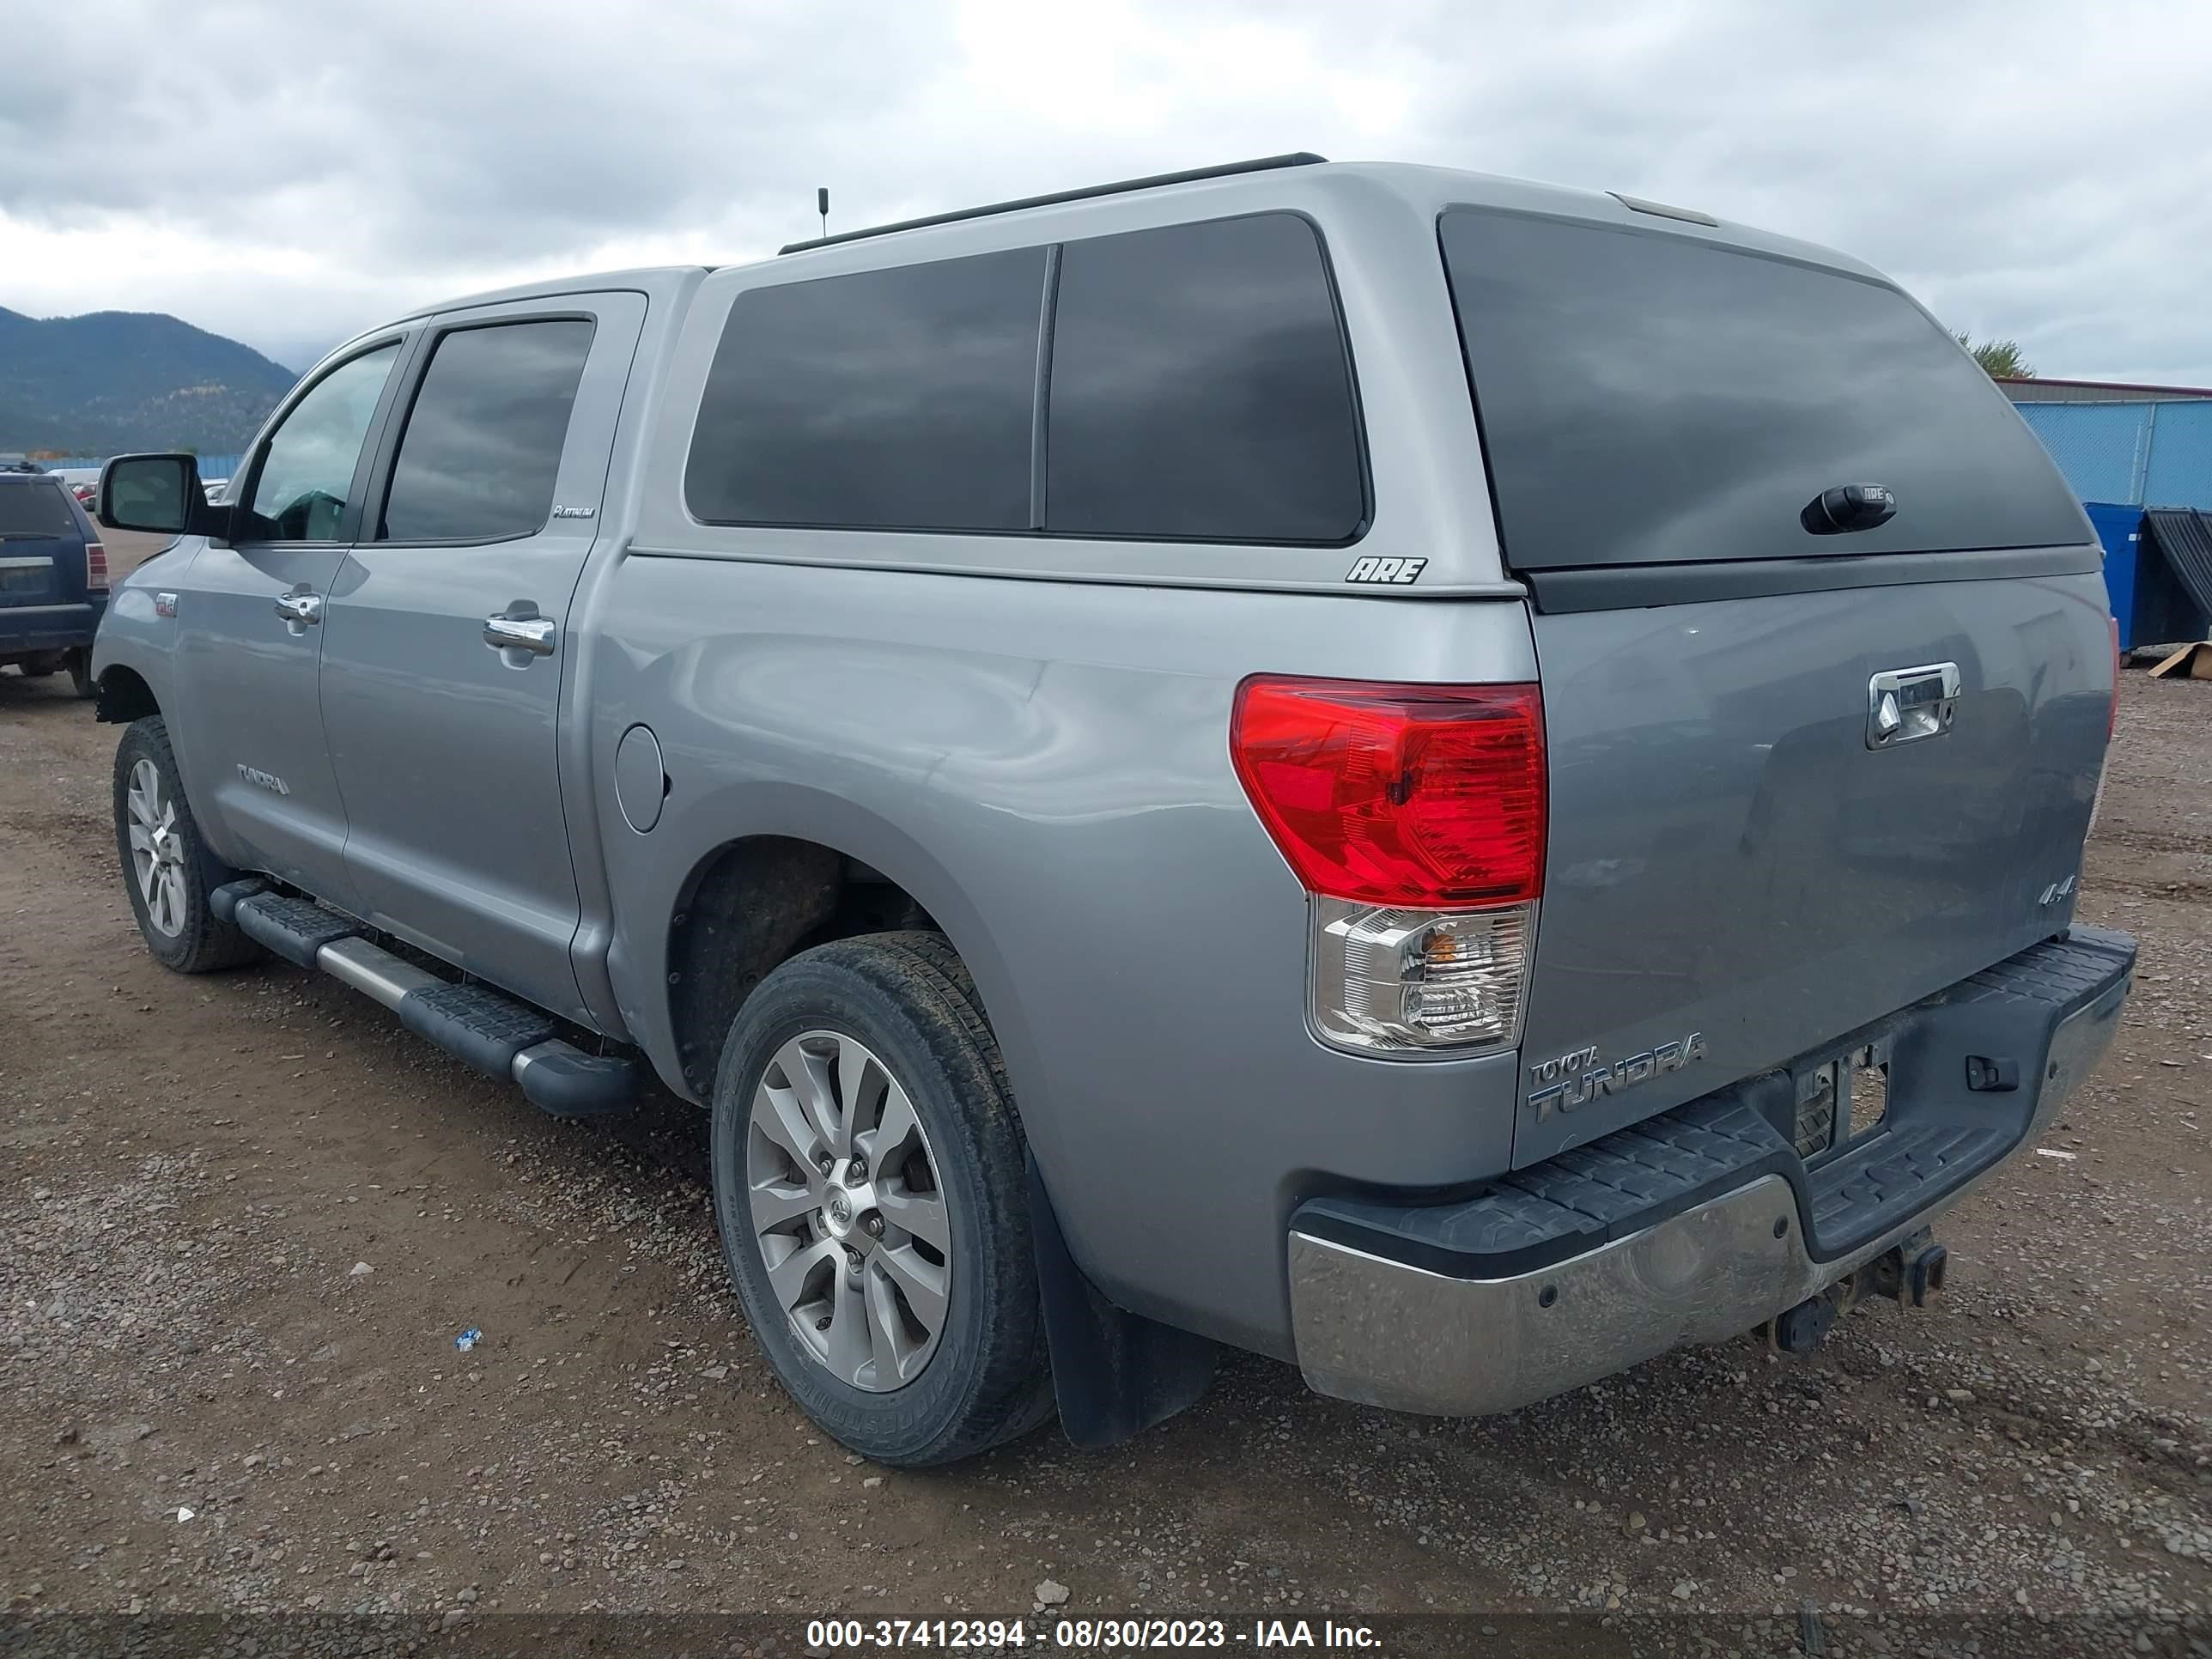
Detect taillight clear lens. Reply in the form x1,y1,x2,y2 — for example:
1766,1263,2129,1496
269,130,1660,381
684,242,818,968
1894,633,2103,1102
1311,899,1532,1053
85,542,108,592
1230,678,1545,907
1231,677,1547,1056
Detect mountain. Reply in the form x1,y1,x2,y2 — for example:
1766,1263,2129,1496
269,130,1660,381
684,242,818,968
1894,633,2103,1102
0,306,300,457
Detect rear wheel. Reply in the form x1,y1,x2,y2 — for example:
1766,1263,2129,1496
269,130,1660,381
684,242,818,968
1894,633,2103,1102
710,933,1053,1466
112,717,264,973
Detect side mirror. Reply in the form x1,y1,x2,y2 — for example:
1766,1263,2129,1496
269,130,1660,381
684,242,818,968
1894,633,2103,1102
99,453,209,535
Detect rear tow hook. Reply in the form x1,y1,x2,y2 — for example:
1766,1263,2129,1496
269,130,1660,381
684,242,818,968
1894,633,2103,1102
1763,1228,1948,1355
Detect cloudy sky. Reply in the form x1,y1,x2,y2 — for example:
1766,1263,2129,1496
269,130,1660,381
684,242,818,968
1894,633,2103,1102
4,0,2209,381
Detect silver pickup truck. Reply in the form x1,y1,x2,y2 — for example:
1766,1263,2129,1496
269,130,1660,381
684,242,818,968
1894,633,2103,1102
91,155,2134,1467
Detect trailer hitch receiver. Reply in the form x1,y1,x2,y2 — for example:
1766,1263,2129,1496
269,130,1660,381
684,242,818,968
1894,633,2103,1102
1864,1228,1948,1309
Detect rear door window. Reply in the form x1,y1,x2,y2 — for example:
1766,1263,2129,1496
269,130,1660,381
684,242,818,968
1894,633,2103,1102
380,319,595,542
1438,208,2087,569
687,248,1045,532
1045,214,1365,543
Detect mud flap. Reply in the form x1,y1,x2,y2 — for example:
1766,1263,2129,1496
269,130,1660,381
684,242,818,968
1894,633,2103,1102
1027,1153,1217,1450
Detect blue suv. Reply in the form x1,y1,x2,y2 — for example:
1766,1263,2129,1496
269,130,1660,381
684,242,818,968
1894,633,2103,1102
0,463,107,696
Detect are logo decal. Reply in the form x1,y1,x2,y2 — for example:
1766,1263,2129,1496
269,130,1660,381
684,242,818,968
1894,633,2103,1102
1345,556,1426,586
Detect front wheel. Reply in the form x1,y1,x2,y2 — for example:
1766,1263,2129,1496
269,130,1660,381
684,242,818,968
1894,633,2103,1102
710,933,1053,1466
112,716,264,973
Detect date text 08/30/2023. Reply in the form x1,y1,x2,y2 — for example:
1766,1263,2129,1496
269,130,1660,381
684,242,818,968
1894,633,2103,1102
804,1617,1383,1649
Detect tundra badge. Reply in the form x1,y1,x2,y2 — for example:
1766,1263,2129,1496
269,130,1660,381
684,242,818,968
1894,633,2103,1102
236,764,290,797
1528,1033,1707,1121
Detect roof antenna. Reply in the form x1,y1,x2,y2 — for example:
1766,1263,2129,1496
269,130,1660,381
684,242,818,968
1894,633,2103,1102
817,186,830,240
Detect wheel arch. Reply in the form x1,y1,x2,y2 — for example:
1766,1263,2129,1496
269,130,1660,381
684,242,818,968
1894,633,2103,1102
94,661,161,725
630,781,1047,1133
626,782,1214,1449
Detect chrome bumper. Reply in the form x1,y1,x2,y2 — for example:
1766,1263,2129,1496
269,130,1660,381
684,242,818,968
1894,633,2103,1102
1288,939,2130,1418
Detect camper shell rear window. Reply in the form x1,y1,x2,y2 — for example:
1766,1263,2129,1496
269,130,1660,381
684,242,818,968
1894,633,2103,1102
1437,207,2088,571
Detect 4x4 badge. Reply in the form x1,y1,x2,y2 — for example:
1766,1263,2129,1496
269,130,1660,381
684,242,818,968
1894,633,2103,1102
1345,556,1425,585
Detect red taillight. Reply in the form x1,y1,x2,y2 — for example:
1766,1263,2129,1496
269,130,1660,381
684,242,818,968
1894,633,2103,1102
1230,678,1547,908
2107,615,2121,738
84,542,109,593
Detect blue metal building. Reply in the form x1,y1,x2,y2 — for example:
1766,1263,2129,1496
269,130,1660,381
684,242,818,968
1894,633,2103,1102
2003,379,2212,648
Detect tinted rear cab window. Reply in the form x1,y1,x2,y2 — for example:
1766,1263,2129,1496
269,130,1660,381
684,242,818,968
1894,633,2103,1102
1437,208,2087,569
0,481,80,538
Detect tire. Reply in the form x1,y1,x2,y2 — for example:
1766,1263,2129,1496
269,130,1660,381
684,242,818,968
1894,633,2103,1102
711,932,1054,1466
17,656,58,678
112,716,264,973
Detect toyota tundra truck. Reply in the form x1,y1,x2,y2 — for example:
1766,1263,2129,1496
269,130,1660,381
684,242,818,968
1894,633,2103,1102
88,155,2134,1467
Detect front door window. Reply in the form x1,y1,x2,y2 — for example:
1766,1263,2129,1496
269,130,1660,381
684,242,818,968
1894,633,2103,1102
242,343,400,541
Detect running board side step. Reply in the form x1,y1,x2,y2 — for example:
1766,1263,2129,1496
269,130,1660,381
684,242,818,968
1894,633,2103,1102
216,884,635,1118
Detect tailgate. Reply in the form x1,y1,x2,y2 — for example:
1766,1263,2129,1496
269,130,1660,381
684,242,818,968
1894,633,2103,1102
1518,573,2111,1162
1434,202,2112,1164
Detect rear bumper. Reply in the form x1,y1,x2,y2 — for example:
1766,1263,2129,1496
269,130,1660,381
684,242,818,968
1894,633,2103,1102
0,599,103,657
1287,926,2134,1416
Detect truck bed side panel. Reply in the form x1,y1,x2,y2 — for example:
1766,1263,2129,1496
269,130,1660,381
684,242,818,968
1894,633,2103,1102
589,560,1534,1358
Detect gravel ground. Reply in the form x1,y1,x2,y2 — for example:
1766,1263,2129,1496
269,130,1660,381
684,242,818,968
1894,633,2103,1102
2,544,2206,1654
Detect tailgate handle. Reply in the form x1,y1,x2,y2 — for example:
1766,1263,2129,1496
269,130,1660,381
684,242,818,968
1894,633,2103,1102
1868,662,1960,749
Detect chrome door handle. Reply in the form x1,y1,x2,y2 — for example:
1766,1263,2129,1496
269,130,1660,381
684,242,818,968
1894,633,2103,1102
273,588,323,625
483,613,557,656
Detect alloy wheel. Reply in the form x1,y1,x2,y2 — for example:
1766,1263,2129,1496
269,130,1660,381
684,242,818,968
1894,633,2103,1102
745,1030,952,1391
125,757,188,938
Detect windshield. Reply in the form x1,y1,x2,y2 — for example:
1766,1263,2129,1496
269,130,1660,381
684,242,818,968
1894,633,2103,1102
1438,208,2087,570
